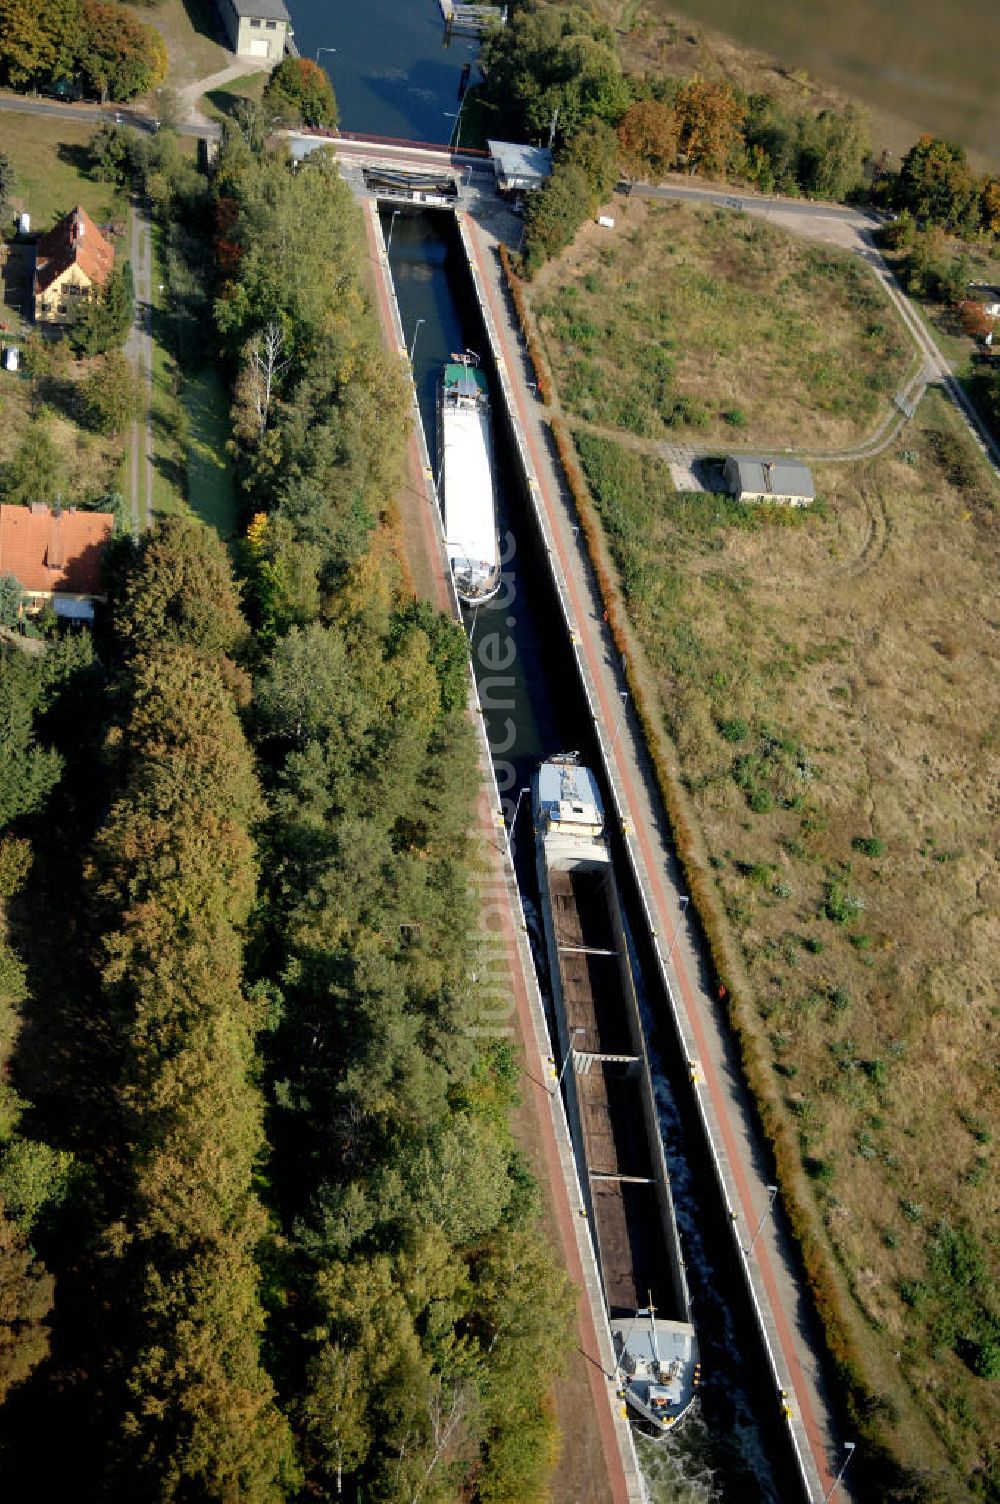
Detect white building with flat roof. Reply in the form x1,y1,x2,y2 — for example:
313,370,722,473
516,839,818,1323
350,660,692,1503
216,0,291,60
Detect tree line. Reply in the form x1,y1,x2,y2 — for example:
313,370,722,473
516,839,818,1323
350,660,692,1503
0,0,167,102
0,100,575,1504
481,3,1000,275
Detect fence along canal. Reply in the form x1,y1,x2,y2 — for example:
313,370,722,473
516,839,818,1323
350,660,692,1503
382,202,801,1503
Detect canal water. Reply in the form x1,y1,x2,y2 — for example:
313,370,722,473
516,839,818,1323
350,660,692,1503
386,207,799,1504
290,0,478,143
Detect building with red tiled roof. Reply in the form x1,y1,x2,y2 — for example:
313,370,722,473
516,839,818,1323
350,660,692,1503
33,206,115,327
0,503,114,621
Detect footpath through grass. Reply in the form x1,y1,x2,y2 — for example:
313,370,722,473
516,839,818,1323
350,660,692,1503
574,405,1000,1488
532,200,911,448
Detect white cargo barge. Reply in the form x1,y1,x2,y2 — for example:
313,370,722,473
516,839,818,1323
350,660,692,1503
437,352,501,605
532,753,700,1434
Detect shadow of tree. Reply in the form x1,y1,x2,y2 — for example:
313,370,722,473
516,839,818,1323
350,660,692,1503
55,142,95,181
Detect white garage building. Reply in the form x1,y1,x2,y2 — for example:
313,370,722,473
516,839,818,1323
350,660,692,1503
216,0,291,61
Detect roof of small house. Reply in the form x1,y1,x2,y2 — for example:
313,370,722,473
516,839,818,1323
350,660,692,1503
725,456,815,500
34,206,114,295
229,0,290,19
0,504,114,597
487,140,554,186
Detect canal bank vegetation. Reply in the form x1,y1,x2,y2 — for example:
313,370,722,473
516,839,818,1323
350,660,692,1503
532,199,911,447
0,124,576,1503
482,4,1000,279
547,392,1000,1496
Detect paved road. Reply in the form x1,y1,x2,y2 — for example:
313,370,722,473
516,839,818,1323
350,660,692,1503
0,87,218,141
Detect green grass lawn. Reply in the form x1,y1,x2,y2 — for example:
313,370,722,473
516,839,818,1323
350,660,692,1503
201,70,269,123
148,222,236,538
532,200,913,448
184,367,238,539
0,114,127,232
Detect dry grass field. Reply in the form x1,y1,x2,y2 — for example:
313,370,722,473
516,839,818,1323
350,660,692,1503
571,396,1000,1489
532,201,912,448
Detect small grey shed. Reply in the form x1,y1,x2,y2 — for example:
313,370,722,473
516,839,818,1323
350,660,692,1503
723,456,815,506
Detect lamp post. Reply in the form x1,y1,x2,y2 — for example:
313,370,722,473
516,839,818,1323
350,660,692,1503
823,1442,856,1502
609,689,628,753
746,1183,779,1255
386,208,400,253
444,95,466,150
666,895,689,962
552,1027,585,1095
409,318,425,365
316,46,336,66
508,785,530,831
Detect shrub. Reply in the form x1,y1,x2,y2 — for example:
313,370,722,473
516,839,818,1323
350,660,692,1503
824,881,863,924
852,836,887,857
718,716,749,742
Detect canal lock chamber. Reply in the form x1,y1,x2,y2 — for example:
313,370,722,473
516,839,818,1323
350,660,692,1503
384,204,804,1504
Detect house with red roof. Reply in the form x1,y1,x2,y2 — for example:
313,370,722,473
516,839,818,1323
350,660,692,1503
33,206,115,327
0,503,114,621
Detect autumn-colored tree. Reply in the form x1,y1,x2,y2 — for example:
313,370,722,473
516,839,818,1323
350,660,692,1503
617,99,679,182
263,55,338,129
0,0,75,89
676,77,745,177
78,0,167,101
0,1201,53,1406
957,300,996,340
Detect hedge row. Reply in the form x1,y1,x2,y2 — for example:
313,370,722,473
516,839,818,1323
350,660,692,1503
498,243,553,407
546,414,926,1496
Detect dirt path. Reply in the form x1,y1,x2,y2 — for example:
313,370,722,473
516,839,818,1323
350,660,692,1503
174,58,269,126
124,197,154,533
625,179,1000,478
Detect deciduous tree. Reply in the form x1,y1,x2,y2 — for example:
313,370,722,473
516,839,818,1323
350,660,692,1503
263,56,338,129
897,134,980,231
617,99,679,181
676,77,744,177
1,423,64,508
